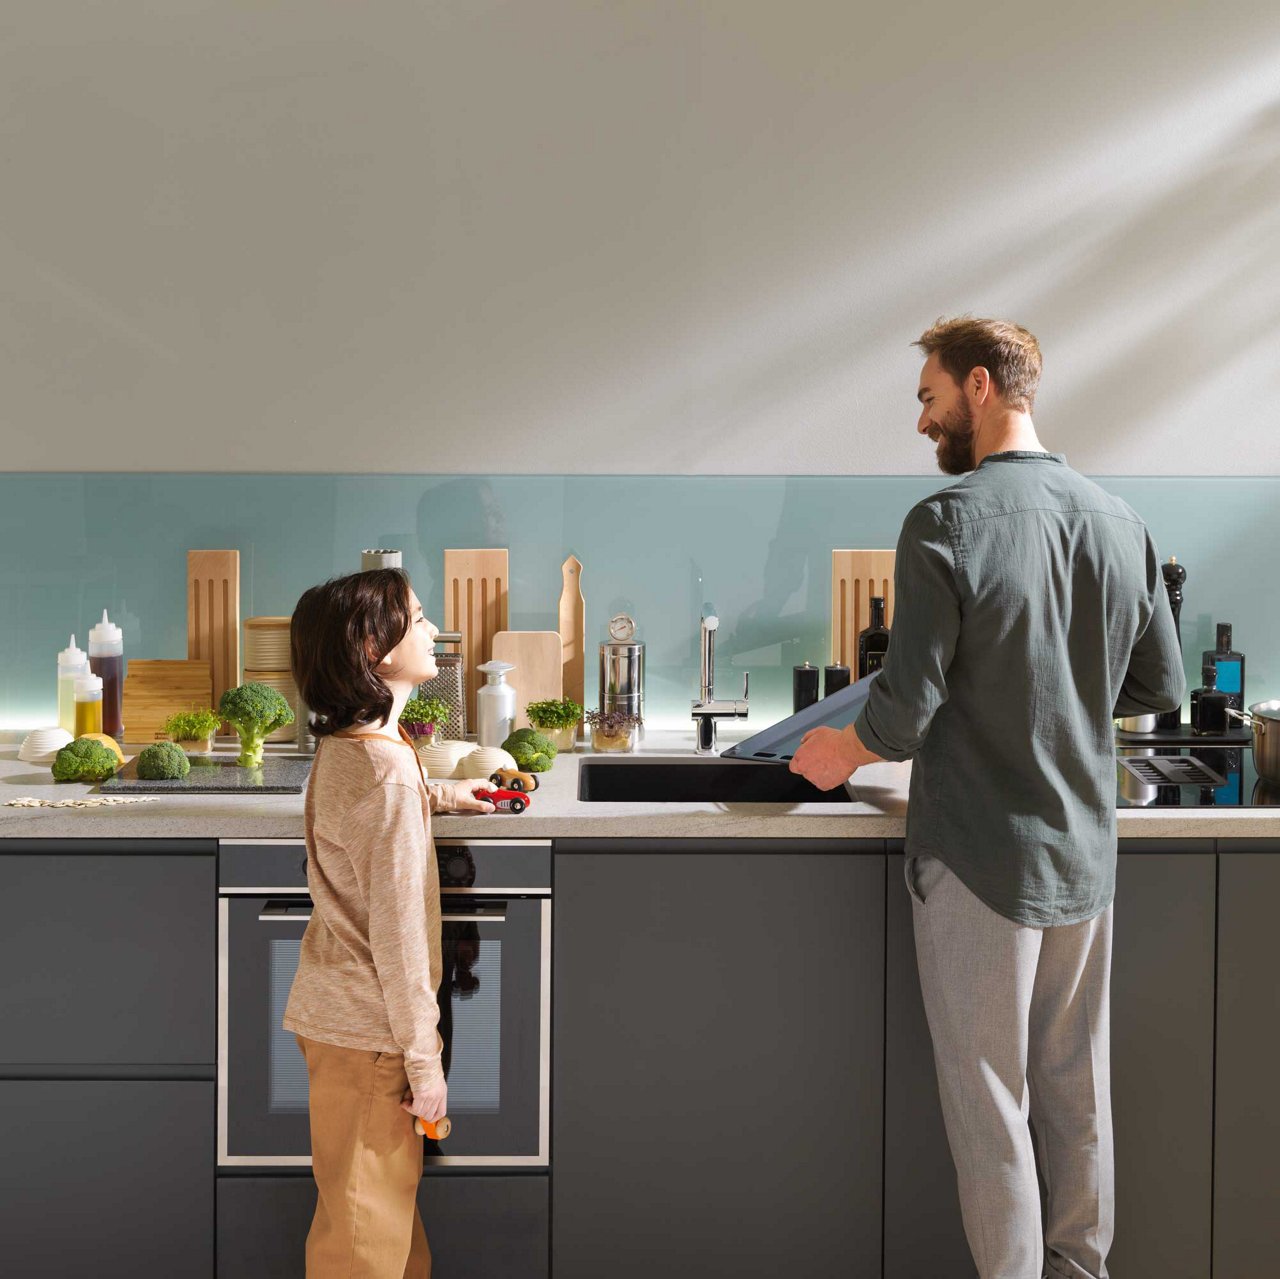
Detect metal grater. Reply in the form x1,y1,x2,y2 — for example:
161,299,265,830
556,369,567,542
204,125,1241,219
1118,755,1227,787
420,652,467,740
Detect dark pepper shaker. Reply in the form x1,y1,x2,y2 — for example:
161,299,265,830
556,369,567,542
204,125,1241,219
793,662,819,713
823,663,851,699
1154,556,1186,732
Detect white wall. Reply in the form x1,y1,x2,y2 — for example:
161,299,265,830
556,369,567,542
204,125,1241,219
2,1,1277,475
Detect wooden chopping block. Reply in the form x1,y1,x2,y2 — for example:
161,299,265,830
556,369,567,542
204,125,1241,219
558,555,585,725
831,550,896,668
443,548,509,731
122,660,213,742
187,550,241,721
491,631,564,730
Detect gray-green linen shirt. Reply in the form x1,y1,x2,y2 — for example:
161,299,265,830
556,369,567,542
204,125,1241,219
852,450,1185,927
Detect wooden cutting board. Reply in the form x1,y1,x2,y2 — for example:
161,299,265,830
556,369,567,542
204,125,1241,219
558,555,585,724
443,548,509,731
491,631,563,730
831,550,896,669
122,660,213,742
187,550,241,721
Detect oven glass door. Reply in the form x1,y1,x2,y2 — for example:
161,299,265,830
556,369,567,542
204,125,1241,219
220,892,547,1167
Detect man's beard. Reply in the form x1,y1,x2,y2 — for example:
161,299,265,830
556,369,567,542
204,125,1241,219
933,397,976,475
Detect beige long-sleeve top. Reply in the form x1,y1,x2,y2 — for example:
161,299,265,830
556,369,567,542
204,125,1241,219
283,724,445,1095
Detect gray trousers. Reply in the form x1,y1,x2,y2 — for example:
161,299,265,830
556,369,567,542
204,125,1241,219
906,853,1114,1279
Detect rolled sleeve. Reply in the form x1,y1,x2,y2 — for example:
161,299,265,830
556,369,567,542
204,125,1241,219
853,504,961,762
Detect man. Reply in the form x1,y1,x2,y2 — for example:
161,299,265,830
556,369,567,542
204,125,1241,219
791,317,1184,1279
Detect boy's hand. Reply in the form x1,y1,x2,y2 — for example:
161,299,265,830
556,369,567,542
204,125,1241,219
442,780,497,814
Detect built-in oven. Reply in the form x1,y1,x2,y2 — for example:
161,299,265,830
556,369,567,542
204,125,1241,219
217,838,550,1168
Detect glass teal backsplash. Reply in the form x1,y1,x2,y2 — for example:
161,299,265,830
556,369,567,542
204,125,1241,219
2,472,1276,730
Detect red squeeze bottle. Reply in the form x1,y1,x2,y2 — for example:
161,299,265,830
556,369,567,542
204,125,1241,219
414,1116,452,1140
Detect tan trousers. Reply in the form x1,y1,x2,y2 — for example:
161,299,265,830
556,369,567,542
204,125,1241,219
297,1035,431,1278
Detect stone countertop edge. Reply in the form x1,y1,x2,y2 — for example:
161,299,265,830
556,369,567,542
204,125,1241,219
1,729,1277,841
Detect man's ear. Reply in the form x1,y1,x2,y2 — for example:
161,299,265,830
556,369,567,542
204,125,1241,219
969,366,992,404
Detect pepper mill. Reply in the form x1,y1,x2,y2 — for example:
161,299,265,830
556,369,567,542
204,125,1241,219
1154,556,1187,732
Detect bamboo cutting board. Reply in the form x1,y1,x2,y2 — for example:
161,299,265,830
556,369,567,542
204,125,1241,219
187,550,241,716
558,555,585,723
831,550,896,668
443,549,509,731
122,660,213,742
491,631,563,730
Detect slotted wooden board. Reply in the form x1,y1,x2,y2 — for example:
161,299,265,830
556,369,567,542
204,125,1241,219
187,550,241,718
831,550,897,669
491,631,563,731
122,660,213,742
443,549,509,732
558,555,585,725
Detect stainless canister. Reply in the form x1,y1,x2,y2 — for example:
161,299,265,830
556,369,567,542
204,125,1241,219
599,640,644,722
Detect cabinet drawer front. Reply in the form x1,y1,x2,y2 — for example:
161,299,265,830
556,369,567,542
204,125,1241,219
0,852,214,1066
217,1174,549,1278
0,1080,213,1277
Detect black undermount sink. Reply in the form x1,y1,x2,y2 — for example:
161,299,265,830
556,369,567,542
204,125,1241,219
577,758,853,804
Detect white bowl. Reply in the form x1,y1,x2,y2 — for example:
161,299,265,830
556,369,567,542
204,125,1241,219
19,727,74,764
460,747,518,780
414,739,479,780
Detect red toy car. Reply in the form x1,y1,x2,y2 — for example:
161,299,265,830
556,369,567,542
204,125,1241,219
475,787,531,814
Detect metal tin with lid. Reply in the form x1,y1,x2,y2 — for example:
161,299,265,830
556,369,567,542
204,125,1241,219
599,614,644,721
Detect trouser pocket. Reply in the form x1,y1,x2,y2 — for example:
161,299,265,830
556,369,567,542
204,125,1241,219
904,853,932,907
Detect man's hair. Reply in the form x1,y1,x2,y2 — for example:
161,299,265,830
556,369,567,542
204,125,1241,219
914,316,1042,411
290,568,414,736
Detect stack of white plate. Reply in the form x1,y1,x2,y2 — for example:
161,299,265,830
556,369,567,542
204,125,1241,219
243,617,293,672
459,746,518,780
414,739,479,779
241,669,302,743
19,727,74,763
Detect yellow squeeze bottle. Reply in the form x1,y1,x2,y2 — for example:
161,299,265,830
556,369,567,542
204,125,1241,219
74,673,104,738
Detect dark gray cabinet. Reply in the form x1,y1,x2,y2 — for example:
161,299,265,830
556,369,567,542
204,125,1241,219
216,1174,549,1277
552,840,885,1279
1214,843,1280,1278
0,1079,213,1277
0,841,215,1068
884,842,1216,1277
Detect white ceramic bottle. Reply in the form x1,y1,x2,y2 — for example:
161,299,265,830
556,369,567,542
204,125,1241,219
475,660,516,748
56,634,89,735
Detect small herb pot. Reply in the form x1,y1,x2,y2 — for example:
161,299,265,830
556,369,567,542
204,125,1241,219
590,724,639,753
177,736,214,756
536,723,578,752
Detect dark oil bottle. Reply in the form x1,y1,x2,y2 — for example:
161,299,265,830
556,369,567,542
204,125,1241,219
857,596,890,678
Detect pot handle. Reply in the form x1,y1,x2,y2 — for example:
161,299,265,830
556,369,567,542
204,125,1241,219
1225,707,1253,725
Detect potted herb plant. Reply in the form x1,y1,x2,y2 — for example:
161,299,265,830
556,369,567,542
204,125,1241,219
585,707,642,753
400,695,451,748
162,707,223,755
526,697,583,752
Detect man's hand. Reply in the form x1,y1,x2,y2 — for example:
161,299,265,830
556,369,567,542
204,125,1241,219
789,724,882,790
440,780,497,814
401,1074,448,1125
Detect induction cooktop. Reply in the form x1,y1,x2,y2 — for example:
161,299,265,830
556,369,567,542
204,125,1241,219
1116,728,1278,808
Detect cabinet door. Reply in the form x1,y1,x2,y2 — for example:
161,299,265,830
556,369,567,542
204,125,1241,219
1214,844,1280,1278
216,1174,549,1277
553,842,885,1279
0,1080,213,1277
1110,844,1215,1277
885,845,1216,1277
0,843,215,1066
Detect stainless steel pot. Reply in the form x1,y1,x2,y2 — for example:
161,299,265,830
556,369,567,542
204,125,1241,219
1116,713,1158,733
1226,699,1280,785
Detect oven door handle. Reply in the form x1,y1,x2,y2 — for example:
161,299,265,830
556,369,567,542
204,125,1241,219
258,900,507,924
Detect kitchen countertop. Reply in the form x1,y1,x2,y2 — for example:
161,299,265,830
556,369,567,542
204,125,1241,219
2,727,1278,841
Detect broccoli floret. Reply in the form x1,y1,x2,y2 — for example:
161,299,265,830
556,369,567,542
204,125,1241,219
51,738,121,783
501,728,557,773
218,682,295,768
136,741,192,781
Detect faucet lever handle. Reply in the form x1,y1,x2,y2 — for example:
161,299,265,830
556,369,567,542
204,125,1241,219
742,671,750,701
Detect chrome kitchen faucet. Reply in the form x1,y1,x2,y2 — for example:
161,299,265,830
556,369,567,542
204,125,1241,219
692,614,749,755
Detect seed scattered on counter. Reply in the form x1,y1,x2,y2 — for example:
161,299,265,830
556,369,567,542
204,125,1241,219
5,796,159,809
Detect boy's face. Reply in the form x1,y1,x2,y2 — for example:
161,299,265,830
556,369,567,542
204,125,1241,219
380,589,439,684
